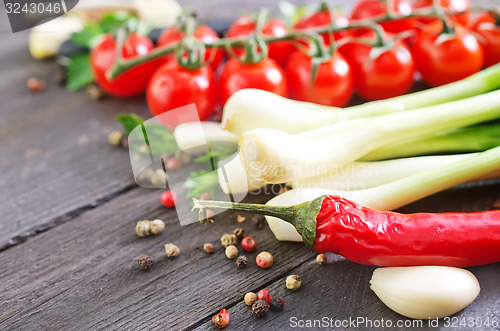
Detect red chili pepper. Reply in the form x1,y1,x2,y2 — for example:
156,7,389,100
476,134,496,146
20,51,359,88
194,195,500,268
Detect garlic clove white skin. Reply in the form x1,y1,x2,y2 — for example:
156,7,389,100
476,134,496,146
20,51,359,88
370,266,480,319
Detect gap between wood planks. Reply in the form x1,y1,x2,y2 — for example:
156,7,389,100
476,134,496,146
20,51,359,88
184,253,313,330
0,183,138,253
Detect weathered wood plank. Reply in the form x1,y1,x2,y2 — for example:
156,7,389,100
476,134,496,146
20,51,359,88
0,182,498,330
0,187,316,330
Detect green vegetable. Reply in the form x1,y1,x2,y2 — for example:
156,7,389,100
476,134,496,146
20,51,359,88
239,90,500,184
115,113,144,135
66,53,94,91
183,170,219,199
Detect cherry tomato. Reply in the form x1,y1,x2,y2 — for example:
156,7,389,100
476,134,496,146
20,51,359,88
413,0,470,27
241,236,258,252
469,13,500,67
286,50,354,107
157,24,223,71
90,33,160,98
147,61,217,126
351,0,415,34
161,190,177,208
227,15,295,67
219,57,287,106
339,40,415,100
412,29,483,86
294,9,351,45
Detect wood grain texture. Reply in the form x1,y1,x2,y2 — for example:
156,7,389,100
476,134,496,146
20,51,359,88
0,0,499,330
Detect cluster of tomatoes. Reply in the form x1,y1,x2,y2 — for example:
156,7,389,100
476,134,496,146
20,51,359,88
90,0,500,122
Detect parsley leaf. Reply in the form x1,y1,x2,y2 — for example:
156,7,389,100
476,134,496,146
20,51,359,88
70,23,102,48
66,53,94,91
115,113,145,135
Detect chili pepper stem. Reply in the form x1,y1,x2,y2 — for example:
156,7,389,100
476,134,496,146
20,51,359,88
192,197,326,247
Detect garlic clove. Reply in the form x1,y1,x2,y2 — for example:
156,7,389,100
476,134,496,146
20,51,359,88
370,266,480,319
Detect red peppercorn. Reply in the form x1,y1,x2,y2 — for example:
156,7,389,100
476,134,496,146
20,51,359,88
166,157,182,171
256,251,273,268
212,308,230,329
241,236,258,252
256,289,272,305
161,190,177,208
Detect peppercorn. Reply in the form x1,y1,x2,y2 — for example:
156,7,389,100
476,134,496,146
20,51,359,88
87,83,106,100
199,191,211,200
256,251,273,268
270,298,285,312
257,289,272,305
108,130,123,146
166,157,182,171
136,220,151,237
252,214,266,229
233,227,247,241
235,255,248,268
244,292,257,306
120,135,129,149
225,245,238,259
161,190,177,208
252,299,270,318
165,243,180,257
137,255,153,270
203,243,215,254
150,169,168,187
286,275,302,291
27,77,46,93
241,236,258,252
316,253,327,265
237,215,246,223
136,167,154,184
212,308,230,329
174,150,191,165
220,233,237,248
135,219,165,237
150,219,165,235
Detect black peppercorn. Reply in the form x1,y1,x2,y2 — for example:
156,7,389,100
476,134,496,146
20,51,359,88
137,255,153,270
270,298,285,312
252,214,266,230
233,227,247,240
252,299,269,318
235,255,248,268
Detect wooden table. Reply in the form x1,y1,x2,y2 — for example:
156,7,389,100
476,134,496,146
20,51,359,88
1,1,499,330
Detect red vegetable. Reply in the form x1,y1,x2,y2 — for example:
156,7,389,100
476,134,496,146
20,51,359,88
413,0,471,27
219,57,287,106
147,61,217,126
412,28,483,86
195,195,500,267
338,39,415,100
469,13,500,67
91,33,161,98
286,50,354,107
351,0,415,34
294,8,351,45
227,15,295,67
157,24,223,71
